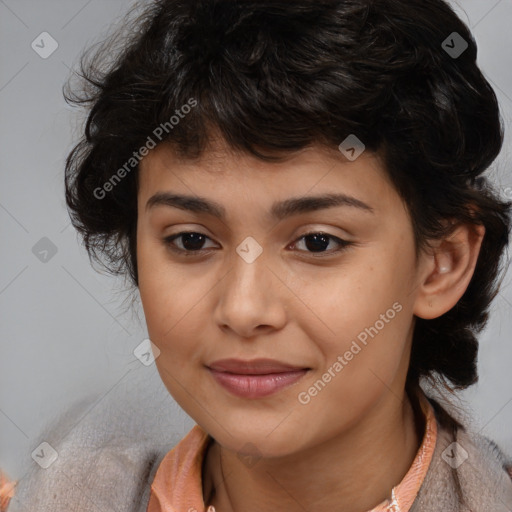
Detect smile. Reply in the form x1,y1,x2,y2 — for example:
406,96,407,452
208,369,310,398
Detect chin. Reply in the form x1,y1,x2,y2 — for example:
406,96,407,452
205,415,312,459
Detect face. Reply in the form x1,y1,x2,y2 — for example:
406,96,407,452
136,139,426,457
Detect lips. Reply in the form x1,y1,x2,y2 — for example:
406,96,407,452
208,358,309,374
207,358,310,398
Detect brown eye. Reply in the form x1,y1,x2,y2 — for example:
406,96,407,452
291,232,352,256
162,230,352,259
163,232,217,255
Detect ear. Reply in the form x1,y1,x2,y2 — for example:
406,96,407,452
413,222,485,320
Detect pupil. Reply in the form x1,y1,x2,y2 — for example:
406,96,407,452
182,233,205,250
180,233,330,252
305,234,329,252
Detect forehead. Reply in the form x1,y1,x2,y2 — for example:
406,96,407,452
137,137,399,219
140,136,385,180
139,137,340,177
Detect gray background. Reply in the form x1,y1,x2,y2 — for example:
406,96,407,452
1,0,512,482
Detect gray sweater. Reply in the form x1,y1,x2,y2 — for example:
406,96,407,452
5,368,512,511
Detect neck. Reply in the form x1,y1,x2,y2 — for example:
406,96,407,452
202,388,424,512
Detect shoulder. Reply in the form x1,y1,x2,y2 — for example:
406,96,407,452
413,407,512,512
456,427,512,502
6,369,187,512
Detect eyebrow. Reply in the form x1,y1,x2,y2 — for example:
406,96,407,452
145,191,374,220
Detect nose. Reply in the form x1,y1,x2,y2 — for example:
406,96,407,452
213,247,287,339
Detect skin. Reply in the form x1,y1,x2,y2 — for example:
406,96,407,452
136,136,484,512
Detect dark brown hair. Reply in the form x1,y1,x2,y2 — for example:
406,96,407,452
64,1,511,497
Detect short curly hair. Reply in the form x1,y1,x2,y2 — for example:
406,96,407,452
64,0,510,403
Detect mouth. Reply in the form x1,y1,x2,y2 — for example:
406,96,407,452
206,358,311,398
208,357,310,374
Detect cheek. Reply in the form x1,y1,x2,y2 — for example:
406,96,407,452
297,243,414,383
138,255,207,405
137,234,197,348
296,300,410,426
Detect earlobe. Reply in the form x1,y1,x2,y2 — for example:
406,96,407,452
413,223,485,320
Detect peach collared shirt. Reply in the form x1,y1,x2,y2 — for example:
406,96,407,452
147,391,438,512
0,470,15,512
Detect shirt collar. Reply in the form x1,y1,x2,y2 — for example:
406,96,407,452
147,390,437,512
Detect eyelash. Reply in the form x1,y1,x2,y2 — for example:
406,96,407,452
162,231,353,258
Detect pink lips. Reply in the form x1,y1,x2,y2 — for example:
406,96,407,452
207,358,310,398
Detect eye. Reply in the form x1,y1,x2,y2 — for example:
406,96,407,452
290,231,352,256
163,232,218,255
162,230,352,257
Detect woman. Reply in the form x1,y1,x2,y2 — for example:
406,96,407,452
3,0,512,510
